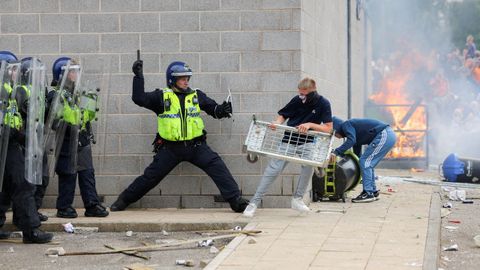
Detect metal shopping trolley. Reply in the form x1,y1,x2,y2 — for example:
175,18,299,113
243,116,334,167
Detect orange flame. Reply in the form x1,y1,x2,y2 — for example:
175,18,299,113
370,51,434,158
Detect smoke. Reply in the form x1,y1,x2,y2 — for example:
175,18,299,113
366,0,480,165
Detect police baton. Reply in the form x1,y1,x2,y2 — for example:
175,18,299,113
226,88,233,118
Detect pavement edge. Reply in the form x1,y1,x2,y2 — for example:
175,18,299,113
204,222,258,270
423,188,441,270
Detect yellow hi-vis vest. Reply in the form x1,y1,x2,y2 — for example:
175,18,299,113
157,88,204,141
56,89,81,126
3,83,29,130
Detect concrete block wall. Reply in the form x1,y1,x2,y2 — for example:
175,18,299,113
1,0,368,209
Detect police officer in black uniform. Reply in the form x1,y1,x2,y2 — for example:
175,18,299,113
110,58,249,213
49,57,109,218
0,54,53,243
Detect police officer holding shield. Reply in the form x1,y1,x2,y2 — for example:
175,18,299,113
47,57,109,219
0,53,53,243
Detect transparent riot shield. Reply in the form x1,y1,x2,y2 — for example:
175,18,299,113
43,61,82,176
0,61,7,190
0,61,21,190
81,57,111,174
25,58,46,185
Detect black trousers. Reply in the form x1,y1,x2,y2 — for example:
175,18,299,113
120,141,241,204
56,169,100,210
0,142,40,231
55,144,100,210
34,155,50,210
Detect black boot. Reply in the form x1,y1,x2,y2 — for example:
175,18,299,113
0,230,11,239
56,206,78,218
110,196,129,212
85,204,109,217
23,228,53,244
38,212,48,222
228,197,250,213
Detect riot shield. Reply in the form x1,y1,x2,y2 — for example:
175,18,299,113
0,61,7,190
25,58,46,185
81,57,112,173
0,61,21,190
43,61,82,176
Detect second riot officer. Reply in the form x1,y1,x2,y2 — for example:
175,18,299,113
49,57,109,218
110,59,249,212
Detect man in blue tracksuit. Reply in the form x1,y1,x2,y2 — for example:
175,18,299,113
332,117,396,202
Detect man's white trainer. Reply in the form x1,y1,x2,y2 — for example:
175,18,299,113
242,203,257,218
291,197,310,213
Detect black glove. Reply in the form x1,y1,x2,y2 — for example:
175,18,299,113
132,60,143,77
215,101,232,118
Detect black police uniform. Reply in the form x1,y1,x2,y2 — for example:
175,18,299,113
55,126,102,212
44,90,107,217
0,84,52,243
112,75,247,212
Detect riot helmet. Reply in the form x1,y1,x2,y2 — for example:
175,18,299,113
20,57,43,85
0,51,18,64
0,51,18,82
51,57,71,87
166,61,192,91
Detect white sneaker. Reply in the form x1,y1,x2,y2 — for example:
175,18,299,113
242,203,257,218
291,198,310,213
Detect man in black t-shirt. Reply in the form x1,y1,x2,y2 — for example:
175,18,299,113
243,77,333,217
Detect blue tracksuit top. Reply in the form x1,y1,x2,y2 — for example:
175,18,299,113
334,118,389,156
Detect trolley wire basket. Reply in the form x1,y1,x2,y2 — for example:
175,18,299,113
243,117,334,167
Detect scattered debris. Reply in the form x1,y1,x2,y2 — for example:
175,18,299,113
45,247,66,256
444,226,458,231
247,237,258,244
74,227,99,234
448,189,466,201
448,220,461,224
405,261,421,267
48,254,58,258
441,208,452,218
404,179,480,189
124,263,155,270
62,223,74,233
197,239,214,247
199,259,210,268
442,202,453,208
161,230,169,236
441,256,451,262
415,234,420,239
126,231,133,237
10,232,22,238
443,244,459,251
61,232,261,257
473,235,480,247
105,244,150,260
315,209,346,214
233,226,242,231
200,232,217,237
155,239,177,245
209,246,219,254
7,247,14,253
175,259,195,267
387,188,396,193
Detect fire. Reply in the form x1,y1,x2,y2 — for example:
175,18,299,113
370,51,434,159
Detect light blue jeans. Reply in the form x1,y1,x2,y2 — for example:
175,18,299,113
249,143,314,206
360,127,397,194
